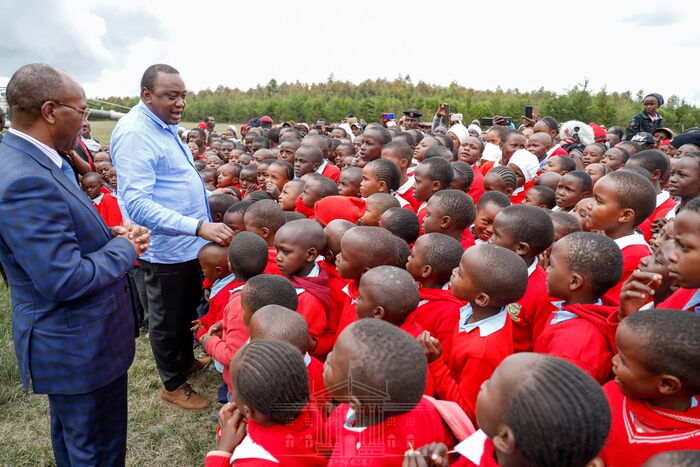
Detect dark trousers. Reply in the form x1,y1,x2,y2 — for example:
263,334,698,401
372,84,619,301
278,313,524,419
128,264,149,329
48,373,128,467
140,259,203,391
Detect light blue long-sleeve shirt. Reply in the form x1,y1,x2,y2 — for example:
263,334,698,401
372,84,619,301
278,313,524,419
111,101,209,264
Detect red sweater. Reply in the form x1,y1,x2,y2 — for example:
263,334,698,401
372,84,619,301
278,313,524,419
638,195,677,242
290,268,336,358
468,164,485,204
203,287,248,392
326,398,452,466
533,301,617,383
92,192,123,228
429,309,513,422
461,229,476,250
307,354,328,399
657,287,700,312
296,290,328,353
511,264,556,352
321,163,341,183
412,287,464,360
206,404,327,467
335,279,359,340
604,239,650,305
195,277,243,340
600,381,700,467
317,261,349,352
396,176,421,212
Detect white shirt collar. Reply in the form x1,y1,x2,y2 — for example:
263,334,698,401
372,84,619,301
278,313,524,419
92,193,104,205
454,430,488,465
397,175,415,195
8,128,63,168
656,190,670,207
304,352,312,367
458,304,507,336
546,143,562,157
315,159,328,175
527,257,538,277
613,233,649,251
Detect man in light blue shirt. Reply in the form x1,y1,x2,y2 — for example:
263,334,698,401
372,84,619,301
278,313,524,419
111,64,233,410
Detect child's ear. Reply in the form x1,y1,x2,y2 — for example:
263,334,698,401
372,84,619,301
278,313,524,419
504,187,514,196
514,241,531,257
657,374,682,396
306,247,318,262
431,180,441,193
373,306,386,320
617,208,635,225
378,181,388,193
569,272,584,292
323,248,335,263
473,292,491,308
420,264,432,279
585,456,606,467
492,424,517,455
261,227,271,239
440,215,452,229
215,265,224,276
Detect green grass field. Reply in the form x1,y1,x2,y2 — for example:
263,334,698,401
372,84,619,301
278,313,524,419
89,120,240,146
0,280,224,466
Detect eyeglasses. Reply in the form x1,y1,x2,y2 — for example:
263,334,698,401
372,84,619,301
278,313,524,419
53,101,92,120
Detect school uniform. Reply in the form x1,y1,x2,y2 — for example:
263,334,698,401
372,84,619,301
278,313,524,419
263,247,284,276
603,233,651,305
290,263,333,357
600,381,700,467
429,305,514,422
537,145,569,172
479,160,494,176
510,260,557,352
195,274,241,341
335,279,359,339
468,164,485,204
638,191,677,242
461,229,476,250
417,201,427,234
412,286,464,360
657,287,700,313
203,284,248,392
453,430,500,467
399,314,437,396
294,196,316,219
319,160,341,183
318,261,350,345
326,397,452,466
395,176,420,212
206,404,327,467
306,352,329,399
509,179,535,205
91,192,123,228
533,300,617,383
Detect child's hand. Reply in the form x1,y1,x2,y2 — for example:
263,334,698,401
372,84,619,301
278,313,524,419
243,184,258,197
208,322,223,338
651,217,669,235
417,331,442,363
402,442,450,466
265,183,281,199
217,403,247,452
190,319,203,333
619,270,663,320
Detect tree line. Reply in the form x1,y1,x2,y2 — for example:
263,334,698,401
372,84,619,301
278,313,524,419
98,77,700,132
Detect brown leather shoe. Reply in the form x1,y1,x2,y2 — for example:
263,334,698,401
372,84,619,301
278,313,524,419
182,356,212,378
161,383,211,411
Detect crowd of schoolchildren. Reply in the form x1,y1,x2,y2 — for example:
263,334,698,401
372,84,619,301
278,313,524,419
75,94,700,466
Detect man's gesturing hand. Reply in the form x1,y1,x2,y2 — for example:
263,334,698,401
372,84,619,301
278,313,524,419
198,222,233,246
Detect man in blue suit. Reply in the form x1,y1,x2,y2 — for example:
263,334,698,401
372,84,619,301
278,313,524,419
0,64,150,466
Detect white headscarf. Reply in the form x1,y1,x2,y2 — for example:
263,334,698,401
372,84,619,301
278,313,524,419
481,142,502,162
467,124,482,136
508,149,539,183
447,123,470,145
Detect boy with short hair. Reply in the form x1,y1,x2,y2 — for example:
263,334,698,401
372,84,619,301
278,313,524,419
238,164,258,194
352,125,391,168
406,233,464,359
222,201,250,237
337,167,362,198
488,205,557,351
278,180,304,211
295,175,339,219
534,232,622,382
264,160,293,199
522,185,556,210
81,172,122,227
199,232,270,394
588,171,656,304
553,170,592,212
243,200,286,275
274,219,336,357
542,154,576,175
357,193,400,226
600,310,700,466
420,244,528,421
216,163,239,190
626,149,675,241
422,189,476,249
413,157,454,230
378,207,420,246
472,191,511,244
381,141,420,211
324,319,453,464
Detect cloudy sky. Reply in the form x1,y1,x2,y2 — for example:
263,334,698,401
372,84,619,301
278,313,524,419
1,0,699,105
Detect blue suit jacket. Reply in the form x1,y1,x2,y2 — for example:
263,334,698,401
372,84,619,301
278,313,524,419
0,132,137,395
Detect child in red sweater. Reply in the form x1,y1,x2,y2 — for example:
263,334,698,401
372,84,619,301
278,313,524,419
379,207,420,246
422,189,476,249
534,232,622,383
222,201,251,238
587,170,657,304
247,305,328,401
263,160,292,200
81,172,122,227
359,158,401,199
205,340,327,467
472,191,511,244
405,353,610,467
456,136,486,203
319,219,355,340
488,205,556,352
295,174,339,219
243,200,286,275
419,244,528,422
278,180,304,211
626,150,675,241
334,226,410,339
381,141,420,211
406,233,464,359
337,167,362,198
274,219,334,357
600,310,700,466
199,232,273,395
413,157,453,231
324,319,453,466
553,170,592,213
